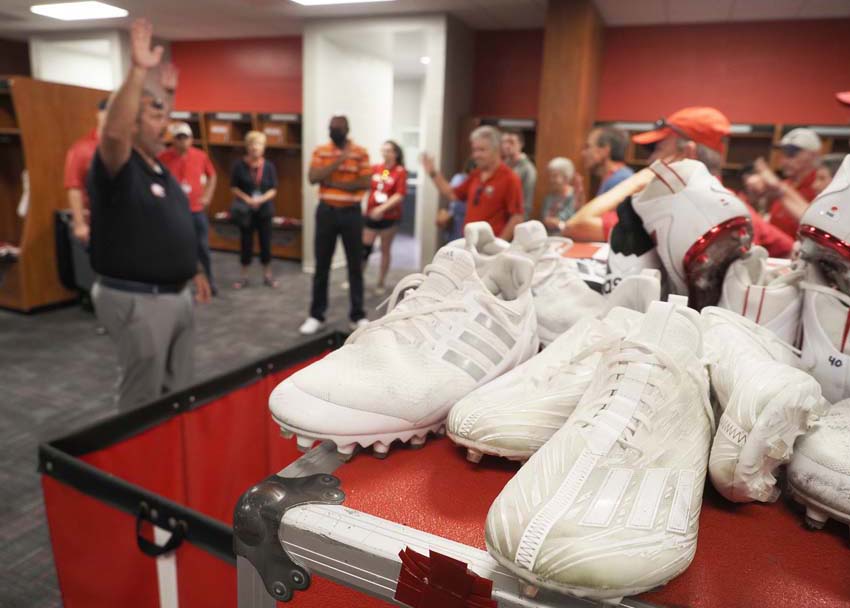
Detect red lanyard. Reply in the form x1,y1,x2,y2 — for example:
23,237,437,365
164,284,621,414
251,158,265,188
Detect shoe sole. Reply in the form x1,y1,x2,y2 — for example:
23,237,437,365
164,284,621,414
714,392,823,502
485,539,675,603
787,481,850,533
446,431,532,464
685,216,752,310
272,413,446,461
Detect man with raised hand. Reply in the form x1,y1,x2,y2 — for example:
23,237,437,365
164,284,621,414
88,18,210,410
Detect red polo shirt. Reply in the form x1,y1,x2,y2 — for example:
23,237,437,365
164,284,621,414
63,129,99,208
768,169,818,238
453,163,523,237
158,146,216,213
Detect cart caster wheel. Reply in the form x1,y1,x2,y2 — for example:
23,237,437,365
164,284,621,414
520,584,538,599
409,435,426,449
436,425,446,437
280,429,294,440
373,442,390,459
295,435,314,452
336,444,356,462
466,448,483,464
804,507,828,530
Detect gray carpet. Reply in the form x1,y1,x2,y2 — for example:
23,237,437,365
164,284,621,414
0,242,414,608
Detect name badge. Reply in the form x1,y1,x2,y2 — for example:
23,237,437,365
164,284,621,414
150,183,166,198
374,192,388,203
252,190,262,199
181,182,192,194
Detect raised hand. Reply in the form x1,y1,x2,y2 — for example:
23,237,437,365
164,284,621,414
131,18,164,70
160,62,179,93
420,152,435,175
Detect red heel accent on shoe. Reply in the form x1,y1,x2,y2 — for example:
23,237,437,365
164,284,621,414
684,216,753,310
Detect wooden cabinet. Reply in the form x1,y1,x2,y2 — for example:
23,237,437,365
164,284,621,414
0,76,103,312
200,111,303,261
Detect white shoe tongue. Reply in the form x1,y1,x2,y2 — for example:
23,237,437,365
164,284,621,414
815,288,850,353
512,220,548,255
418,246,476,297
634,300,701,358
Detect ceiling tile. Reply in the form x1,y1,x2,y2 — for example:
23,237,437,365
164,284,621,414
799,0,850,18
731,0,806,20
667,0,736,23
594,0,668,26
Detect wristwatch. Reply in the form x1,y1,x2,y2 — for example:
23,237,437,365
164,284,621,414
558,220,566,233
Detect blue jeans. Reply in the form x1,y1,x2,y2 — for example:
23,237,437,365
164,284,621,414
192,211,214,288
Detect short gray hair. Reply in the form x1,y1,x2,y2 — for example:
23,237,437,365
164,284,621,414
470,125,501,152
547,156,575,181
675,137,723,177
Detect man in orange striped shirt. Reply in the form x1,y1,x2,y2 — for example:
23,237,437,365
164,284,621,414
300,115,372,335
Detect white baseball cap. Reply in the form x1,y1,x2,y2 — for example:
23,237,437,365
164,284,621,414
777,128,821,152
170,121,193,138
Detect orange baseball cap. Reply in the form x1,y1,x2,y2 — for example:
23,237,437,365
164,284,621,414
632,106,731,153
837,91,850,106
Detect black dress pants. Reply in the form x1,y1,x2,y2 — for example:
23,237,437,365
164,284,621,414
309,202,364,322
239,212,272,266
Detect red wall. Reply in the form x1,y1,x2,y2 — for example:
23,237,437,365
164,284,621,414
471,30,543,119
469,19,850,125
598,19,850,124
170,37,302,113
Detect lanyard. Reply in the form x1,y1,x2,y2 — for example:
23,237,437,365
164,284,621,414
250,158,265,188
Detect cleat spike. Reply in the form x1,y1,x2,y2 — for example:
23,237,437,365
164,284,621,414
296,435,314,452
436,425,446,437
466,448,483,463
373,441,390,459
520,584,538,599
280,429,294,440
409,435,426,449
336,444,356,462
804,507,828,530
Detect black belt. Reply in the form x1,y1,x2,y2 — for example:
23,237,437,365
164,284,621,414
99,276,187,295
320,200,360,210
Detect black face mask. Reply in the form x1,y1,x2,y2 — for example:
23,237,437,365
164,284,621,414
330,127,347,147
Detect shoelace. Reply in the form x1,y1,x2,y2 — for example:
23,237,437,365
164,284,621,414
527,237,578,291
574,341,712,457
349,263,467,345
531,332,623,388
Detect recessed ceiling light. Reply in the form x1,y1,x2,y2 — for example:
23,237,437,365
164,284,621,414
30,1,128,21
420,56,431,65
290,0,394,5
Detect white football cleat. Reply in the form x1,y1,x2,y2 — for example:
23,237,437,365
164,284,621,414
447,271,661,463
701,306,825,503
800,269,850,404
633,159,752,310
269,246,538,460
787,399,850,533
485,298,713,601
717,246,804,345
798,155,850,294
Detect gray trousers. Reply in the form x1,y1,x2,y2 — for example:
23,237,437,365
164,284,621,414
92,281,195,410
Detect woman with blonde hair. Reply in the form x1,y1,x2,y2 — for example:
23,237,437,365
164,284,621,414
231,130,278,288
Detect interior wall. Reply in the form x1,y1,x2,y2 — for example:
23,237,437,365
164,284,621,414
470,29,543,119
391,77,424,169
0,38,31,76
598,19,850,124
29,31,128,91
171,37,302,112
469,19,850,125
